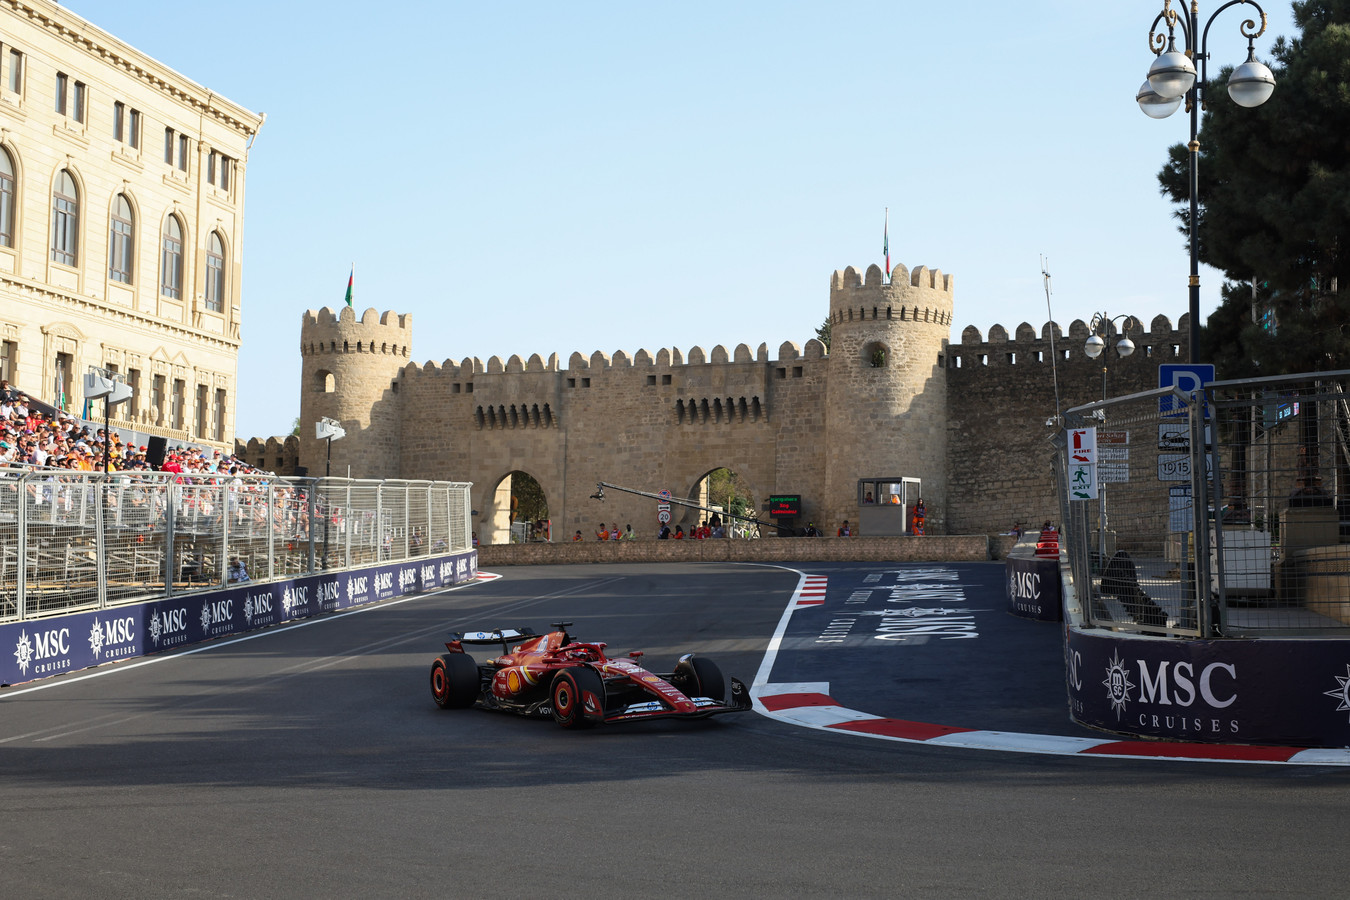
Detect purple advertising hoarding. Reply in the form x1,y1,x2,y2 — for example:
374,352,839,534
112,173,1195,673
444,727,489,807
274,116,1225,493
1005,556,1063,622
1067,627,1350,747
2,550,478,687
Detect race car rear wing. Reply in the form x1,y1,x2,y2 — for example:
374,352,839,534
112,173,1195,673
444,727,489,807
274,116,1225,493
451,627,538,654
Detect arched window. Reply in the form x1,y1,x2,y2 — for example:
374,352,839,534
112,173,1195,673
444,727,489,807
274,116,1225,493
160,215,183,298
51,169,78,265
109,194,134,283
0,147,14,248
204,231,224,311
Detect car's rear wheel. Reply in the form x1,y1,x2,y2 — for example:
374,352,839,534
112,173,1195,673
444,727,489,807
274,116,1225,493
550,667,604,729
673,655,725,703
430,653,479,709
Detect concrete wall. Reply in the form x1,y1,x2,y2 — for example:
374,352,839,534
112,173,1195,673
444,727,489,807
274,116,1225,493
478,535,993,566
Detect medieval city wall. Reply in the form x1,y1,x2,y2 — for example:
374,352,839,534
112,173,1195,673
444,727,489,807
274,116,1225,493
945,314,1190,534
245,265,1192,543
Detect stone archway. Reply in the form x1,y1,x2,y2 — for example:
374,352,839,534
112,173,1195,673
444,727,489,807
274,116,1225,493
482,470,551,545
685,467,758,538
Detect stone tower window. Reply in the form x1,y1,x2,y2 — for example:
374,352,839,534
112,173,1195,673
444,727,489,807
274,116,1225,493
863,341,888,368
313,369,335,393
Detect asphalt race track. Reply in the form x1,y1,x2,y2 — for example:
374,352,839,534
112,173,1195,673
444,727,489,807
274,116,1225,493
2,561,1347,898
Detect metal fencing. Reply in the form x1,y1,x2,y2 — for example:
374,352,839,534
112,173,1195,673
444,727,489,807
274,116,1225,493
0,470,473,623
1060,370,1350,638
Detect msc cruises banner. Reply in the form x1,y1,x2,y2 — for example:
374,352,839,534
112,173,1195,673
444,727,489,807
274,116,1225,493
1005,556,1063,622
1067,628,1350,747
1,550,478,687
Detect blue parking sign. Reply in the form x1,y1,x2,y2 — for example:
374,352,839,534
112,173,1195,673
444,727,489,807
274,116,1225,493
1159,364,1214,416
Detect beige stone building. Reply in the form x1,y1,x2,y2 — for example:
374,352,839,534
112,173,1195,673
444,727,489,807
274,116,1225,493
0,0,262,447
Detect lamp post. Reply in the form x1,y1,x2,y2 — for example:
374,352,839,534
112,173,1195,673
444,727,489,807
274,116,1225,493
82,367,132,474
1084,313,1139,567
1137,0,1276,364
316,417,345,567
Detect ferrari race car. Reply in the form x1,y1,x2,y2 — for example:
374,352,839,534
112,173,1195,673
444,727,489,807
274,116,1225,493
429,622,752,728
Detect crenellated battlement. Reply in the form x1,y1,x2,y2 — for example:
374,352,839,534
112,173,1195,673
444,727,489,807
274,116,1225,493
828,263,955,328
301,306,413,359
955,313,1189,349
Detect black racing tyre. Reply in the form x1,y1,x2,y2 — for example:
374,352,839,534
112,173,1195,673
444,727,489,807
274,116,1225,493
550,666,604,729
430,653,479,709
673,655,725,703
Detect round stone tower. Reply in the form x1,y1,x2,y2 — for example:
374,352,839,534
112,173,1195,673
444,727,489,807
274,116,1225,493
299,306,411,479
823,262,953,533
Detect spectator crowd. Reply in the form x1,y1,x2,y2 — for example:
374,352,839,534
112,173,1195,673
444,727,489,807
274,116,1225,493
0,380,269,478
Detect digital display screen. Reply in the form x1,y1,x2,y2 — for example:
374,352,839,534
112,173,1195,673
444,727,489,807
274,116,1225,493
768,495,801,517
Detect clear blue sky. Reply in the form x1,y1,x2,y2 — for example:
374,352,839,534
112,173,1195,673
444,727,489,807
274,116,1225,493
62,0,1299,441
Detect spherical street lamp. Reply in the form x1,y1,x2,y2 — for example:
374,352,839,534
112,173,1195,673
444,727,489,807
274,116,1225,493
1140,0,1275,365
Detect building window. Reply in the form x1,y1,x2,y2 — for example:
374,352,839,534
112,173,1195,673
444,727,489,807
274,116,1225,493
195,383,208,437
164,127,174,164
109,194,134,283
113,101,124,141
206,151,215,184
0,147,13,248
0,340,14,383
214,388,226,441
177,134,188,172
127,368,140,418
7,49,22,94
54,351,72,412
128,109,140,149
51,169,78,266
54,72,66,114
205,232,224,312
160,215,183,299
72,81,85,124
171,378,185,430
150,373,164,423
219,156,230,190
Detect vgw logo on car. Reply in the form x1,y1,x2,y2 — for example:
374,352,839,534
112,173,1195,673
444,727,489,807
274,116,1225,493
13,627,72,676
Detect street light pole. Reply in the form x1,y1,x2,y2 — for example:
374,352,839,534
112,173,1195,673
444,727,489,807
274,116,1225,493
1085,313,1139,568
1137,0,1276,365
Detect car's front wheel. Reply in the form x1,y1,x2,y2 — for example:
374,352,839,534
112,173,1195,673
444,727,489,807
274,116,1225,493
672,655,725,703
550,667,604,729
430,653,479,709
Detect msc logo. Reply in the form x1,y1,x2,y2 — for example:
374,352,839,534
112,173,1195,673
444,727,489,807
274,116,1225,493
399,568,416,590
246,591,275,624
14,627,72,676
347,576,368,600
440,561,454,581
421,564,436,585
200,599,233,635
149,607,189,647
281,586,307,616
317,581,340,606
1008,571,1041,601
88,616,136,659
374,572,393,593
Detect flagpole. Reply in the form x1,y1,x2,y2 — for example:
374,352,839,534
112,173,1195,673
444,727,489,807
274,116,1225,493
883,208,890,284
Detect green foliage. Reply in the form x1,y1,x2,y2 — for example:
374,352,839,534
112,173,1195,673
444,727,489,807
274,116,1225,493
1158,1,1350,374
290,416,300,437
705,467,753,519
815,317,831,351
510,471,548,522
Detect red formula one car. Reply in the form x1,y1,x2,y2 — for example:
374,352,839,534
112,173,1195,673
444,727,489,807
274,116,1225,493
428,622,752,728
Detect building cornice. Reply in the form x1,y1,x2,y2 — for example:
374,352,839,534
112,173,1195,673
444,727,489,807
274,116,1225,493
4,0,265,139
1,272,242,354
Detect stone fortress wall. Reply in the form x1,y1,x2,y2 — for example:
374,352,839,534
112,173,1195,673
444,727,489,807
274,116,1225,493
238,260,1188,541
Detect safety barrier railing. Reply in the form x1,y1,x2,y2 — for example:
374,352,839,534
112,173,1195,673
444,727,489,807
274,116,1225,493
1058,370,1350,638
0,469,472,623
